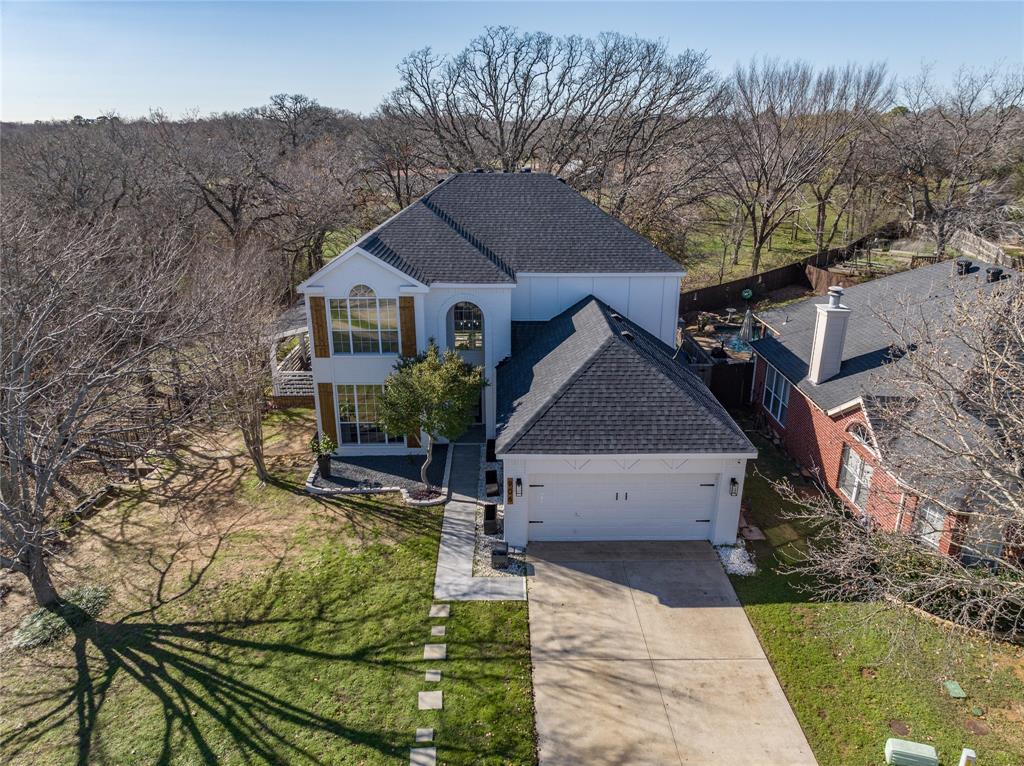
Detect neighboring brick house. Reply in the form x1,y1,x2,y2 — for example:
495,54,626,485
750,260,1015,560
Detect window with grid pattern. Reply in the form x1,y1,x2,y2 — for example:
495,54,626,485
838,444,873,511
762,364,790,425
912,502,946,548
335,384,402,446
453,302,483,350
329,285,399,355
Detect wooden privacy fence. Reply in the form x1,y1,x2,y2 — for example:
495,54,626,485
679,222,902,314
950,230,1021,269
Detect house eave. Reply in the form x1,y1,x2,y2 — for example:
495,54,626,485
496,450,758,461
825,397,864,417
516,270,685,278
296,244,429,293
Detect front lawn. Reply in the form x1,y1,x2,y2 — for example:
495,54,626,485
735,428,1024,766
0,409,536,765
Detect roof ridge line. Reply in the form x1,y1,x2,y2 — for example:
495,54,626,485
362,234,428,285
500,334,617,452
598,302,752,443
419,195,516,280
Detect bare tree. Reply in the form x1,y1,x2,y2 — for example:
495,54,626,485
717,59,890,273
358,105,435,210
152,110,287,256
389,27,585,172
875,65,1024,255
388,27,723,234
0,210,211,608
779,279,1023,639
247,93,335,151
200,249,280,483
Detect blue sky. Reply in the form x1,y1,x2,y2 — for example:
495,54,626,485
2,1,1022,122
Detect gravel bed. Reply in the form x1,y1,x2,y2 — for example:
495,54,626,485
472,450,526,577
716,539,757,576
311,445,447,493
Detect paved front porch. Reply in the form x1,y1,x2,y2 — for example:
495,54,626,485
433,445,525,601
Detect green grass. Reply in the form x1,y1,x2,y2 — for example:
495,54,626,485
0,412,536,765
676,196,896,289
734,427,1024,766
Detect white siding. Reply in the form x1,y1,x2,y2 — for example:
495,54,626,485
500,454,749,547
511,274,681,346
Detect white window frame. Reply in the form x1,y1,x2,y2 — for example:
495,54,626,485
762,363,791,425
912,501,946,548
452,302,483,350
335,384,404,446
329,286,400,356
838,443,873,511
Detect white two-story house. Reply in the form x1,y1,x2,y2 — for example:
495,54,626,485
298,171,755,548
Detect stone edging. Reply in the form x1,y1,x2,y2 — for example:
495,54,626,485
303,447,453,507
884,594,1022,646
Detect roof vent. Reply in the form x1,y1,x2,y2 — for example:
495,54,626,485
986,266,1004,283
956,258,972,276
620,330,635,342
610,313,623,321
520,167,532,173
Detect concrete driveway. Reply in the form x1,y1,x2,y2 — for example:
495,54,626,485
527,541,816,766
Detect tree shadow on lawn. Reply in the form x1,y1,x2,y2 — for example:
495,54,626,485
3,500,453,763
2,551,502,766
4,610,409,766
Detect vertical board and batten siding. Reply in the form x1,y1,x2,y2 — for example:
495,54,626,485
316,382,338,446
399,296,421,447
399,297,417,357
510,275,680,347
309,296,330,358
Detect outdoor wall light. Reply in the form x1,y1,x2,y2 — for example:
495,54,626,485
515,478,523,497
729,478,739,496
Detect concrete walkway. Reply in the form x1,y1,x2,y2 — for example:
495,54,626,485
432,445,526,601
528,541,816,766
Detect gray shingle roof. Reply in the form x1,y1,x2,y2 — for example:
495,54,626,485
350,172,682,284
495,297,756,456
750,259,1017,412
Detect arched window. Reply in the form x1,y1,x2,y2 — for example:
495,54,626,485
848,423,871,447
328,285,398,354
453,302,483,350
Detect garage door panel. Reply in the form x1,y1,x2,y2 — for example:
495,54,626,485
529,474,718,542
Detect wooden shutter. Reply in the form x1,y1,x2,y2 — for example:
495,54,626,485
317,383,338,446
399,297,417,357
309,296,330,358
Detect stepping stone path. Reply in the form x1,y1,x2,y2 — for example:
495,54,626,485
409,748,436,766
412,604,449,765
418,691,443,710
423,644,446,660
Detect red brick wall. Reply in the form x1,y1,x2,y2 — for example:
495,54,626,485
753,355,962,556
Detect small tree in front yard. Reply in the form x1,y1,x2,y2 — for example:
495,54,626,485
378,343,485,488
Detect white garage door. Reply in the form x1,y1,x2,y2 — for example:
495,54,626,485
527,473,719,541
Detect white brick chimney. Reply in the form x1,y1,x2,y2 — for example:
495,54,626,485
808,286,851,385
